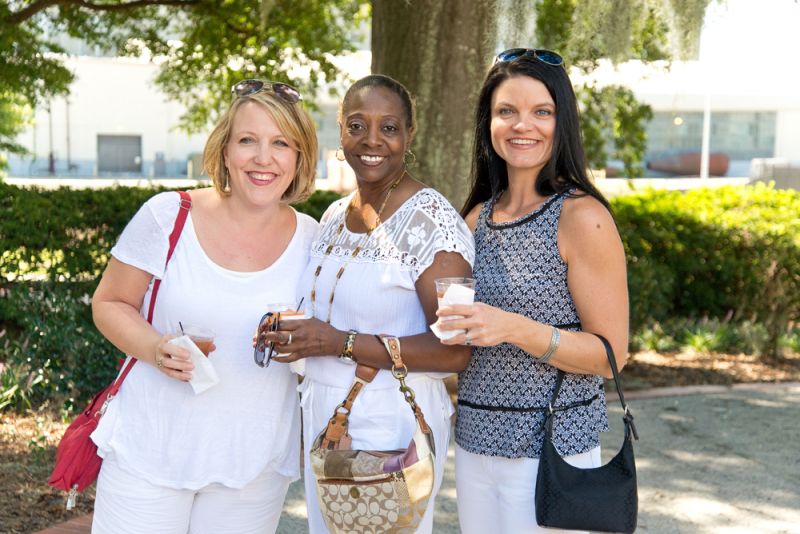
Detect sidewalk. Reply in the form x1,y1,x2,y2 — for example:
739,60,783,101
35,382,800,534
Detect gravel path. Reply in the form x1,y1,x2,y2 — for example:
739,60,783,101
276,383,800,533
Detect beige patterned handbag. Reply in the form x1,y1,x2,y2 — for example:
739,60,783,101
309,335,436,533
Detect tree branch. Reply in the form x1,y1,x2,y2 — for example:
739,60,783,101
7,0,200,25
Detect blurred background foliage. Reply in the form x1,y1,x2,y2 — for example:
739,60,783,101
0,0,368,135
2,0,709,184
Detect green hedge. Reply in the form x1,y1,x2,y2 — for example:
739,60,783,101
613,183,800,355
0,183,341,412
0,182,341,283
2,182,798,411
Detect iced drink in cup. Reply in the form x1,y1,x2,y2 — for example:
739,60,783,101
432,277,475,341
180,324,215,356
435,277,475,307
266,303,309,375
267,302,308,340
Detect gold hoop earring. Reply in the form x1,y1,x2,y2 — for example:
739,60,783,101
223,168,232,193
404,149,416,167
335,146,345,162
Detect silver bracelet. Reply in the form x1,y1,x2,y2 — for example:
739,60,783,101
536,327,560,364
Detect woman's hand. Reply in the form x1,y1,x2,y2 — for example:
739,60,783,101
154,335,194,381
267,317,345,363
436,302,516,347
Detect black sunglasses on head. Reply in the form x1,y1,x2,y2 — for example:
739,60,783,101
254,312,281,367
231,79,303,104
494,48,564,67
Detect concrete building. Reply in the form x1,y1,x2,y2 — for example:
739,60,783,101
10,55,208,179
6,53,366,188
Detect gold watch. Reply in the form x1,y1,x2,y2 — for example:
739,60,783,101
339,329,358,364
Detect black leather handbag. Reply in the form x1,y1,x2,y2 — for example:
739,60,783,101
535,334,639,533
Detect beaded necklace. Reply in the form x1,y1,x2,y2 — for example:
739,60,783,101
311,172,406,323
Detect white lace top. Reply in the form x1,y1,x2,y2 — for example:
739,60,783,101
301,188,475,389
91,191,318,488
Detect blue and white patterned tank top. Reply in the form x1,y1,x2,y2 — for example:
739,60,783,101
455,189,609,458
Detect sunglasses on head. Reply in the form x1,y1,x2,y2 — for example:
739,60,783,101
494,48,564,67
231,79,303,104
254,312,281,367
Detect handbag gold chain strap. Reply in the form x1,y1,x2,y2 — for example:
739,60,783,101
319,335,431,450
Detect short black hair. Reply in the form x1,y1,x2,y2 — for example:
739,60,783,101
339,74,417,132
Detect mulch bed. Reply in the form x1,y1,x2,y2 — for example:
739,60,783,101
621,350,800,390
0,415,94,534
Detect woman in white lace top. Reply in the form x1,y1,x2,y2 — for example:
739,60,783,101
266,75,475,533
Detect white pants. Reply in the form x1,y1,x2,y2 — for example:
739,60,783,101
92,456,293,534
455,443,602,534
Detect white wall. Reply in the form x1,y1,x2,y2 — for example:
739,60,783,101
775,110,800,159
11,56,207,177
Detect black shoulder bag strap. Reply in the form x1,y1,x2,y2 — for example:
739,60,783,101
545,333,638,441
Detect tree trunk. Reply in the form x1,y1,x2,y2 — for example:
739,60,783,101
371,0,497,208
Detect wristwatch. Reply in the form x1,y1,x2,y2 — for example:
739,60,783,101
339,329,358,364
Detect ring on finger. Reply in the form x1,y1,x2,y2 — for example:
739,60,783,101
287,332,293,345
464,331,472,346
156,353,164,368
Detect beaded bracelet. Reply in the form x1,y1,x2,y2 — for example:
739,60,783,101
536,327,561,364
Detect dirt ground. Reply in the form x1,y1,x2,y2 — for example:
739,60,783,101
0,415,95,534
2,349,799,534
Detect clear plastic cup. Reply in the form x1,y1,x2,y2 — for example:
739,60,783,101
435,277,476,308
434,277,475,340
180,324,215,356
266,303,308,358
264,303,308,375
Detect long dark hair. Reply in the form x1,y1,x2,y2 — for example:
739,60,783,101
461,55,610,216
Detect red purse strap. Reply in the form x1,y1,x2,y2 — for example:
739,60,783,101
111,191,192,389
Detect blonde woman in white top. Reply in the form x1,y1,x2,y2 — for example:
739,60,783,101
265,74,475,533
90,80,318,534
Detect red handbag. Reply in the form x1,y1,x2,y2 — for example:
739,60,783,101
48,191,192,509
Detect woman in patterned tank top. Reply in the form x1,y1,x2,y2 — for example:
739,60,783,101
438,49,630,533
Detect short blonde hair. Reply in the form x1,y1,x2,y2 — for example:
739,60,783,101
203,89,318,204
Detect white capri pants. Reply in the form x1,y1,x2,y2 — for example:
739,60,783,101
455,443,601,534
92,456,293,534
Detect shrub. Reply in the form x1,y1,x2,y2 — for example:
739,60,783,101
293,189,343,221
0,182,343,283
613,183,800,356
0,182,169,283
631,318,776,356
629,322,678,352
781,325,800,354
3,181,798,410
0,282,118,412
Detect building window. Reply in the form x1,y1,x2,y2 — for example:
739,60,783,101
646,111,776,161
